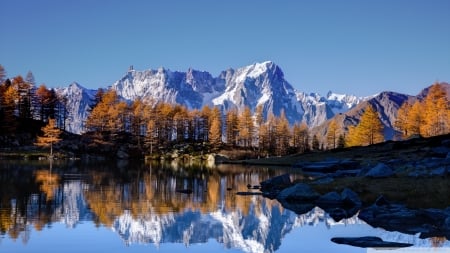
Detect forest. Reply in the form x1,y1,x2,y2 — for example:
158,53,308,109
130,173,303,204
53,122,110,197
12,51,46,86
1,64,449,159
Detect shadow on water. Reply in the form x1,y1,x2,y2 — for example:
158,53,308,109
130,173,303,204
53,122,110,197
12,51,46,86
0,159,448,252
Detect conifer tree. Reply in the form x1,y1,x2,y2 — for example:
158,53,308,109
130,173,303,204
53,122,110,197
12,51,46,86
0,65,5,84
225,108,239,146
346,104,384,146
275,110,290,155
326,119,339,149
422,83,449,136
395,101,411,139
208,107,222,150
292,122,309,153
35,118,62,158
238,107,253,147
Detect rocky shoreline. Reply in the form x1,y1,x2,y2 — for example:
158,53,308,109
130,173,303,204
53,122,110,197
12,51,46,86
247,134,450,248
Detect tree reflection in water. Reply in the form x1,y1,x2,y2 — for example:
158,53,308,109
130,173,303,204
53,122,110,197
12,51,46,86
0,160,448,252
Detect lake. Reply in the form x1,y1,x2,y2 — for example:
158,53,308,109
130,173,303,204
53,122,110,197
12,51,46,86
0,160,448,253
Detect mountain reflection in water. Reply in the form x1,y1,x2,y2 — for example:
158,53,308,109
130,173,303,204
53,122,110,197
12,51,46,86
0,160,448,253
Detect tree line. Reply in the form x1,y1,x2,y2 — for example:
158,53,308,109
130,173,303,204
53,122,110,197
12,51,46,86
84,88,311,156
0,65,68,138
1,64,449,156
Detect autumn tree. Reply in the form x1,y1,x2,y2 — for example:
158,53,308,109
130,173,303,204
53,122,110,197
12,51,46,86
208,107,222,150
0,65,6,84
0,82,17,134
238,107,253,147
326,119,339,149
86,89,121,133
394,101,411,139
35,118,62,157
292,122,309,153
421,83,449,136
346,104,384,146
311,134,320,150
275,110,290,155
225,108,239,146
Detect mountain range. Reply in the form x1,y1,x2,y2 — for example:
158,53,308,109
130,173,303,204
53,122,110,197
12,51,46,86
57,61,447,138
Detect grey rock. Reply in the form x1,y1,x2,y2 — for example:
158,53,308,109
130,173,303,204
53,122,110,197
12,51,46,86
430,167,448,177
116,149,129,159
341,188,362,208
277,183,320,202
331,236,413,248
260,174,291,199
236,192,263,196
310,176,334,185
364,163,394,178
316,191,343,206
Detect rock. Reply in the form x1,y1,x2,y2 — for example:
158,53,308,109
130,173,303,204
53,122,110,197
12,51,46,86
236,192,263,196
277,183,320,202
331,236,413,248
316,191,343,206
430,167,448,177
359,198,450,237
260,174,291,198
328,208,348,222
374,195,390,206
279,202,315,215
333,169,361,177
364,163,394,178
341,188,362,208
176,189,193,194
297,158,360,173
116,149,129,159
310,176,334,185
431,146,450,157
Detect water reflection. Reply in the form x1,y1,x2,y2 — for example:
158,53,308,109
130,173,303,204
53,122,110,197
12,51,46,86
0,160,448,252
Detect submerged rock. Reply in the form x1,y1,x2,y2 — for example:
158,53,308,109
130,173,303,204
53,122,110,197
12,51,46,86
358,197,450,239
331,236,413,248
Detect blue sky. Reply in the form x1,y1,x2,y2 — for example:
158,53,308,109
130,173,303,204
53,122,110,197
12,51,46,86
1,0,449,97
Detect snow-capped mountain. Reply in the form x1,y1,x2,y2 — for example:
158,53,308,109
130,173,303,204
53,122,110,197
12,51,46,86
56,82,96,134
58,62,364,134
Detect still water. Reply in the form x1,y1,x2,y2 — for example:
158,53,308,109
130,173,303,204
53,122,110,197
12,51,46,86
0,160,448,253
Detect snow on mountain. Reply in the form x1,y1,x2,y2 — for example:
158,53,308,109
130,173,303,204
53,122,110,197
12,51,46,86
325,91,363,115
56,82,96,134
212,61,304,124
58,62,368,134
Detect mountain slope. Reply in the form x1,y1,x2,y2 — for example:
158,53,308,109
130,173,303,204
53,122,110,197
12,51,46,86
56,82,96,134
59,62,423,135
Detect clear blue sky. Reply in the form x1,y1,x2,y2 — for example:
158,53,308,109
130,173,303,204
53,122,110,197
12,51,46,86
1,0,449,97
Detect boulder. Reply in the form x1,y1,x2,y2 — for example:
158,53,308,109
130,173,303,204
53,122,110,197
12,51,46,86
260,174,291,198
364,163,394,178
331,236,413,248
116,148,129,159
277,183,320,202
316,191,343,206
430,167,448,177
341,188,361,207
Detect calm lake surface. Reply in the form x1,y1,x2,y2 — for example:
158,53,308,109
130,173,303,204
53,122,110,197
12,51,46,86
0,160,448,253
